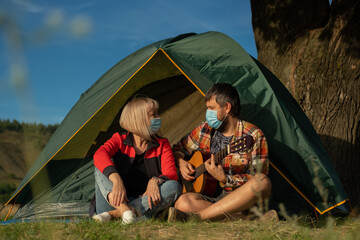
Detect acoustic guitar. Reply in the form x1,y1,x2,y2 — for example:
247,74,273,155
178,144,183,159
181,135,254,197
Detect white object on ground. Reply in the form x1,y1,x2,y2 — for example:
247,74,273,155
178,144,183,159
92,212,112,222
122,210,137,224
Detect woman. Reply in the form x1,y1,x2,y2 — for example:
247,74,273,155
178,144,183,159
92,96,181,223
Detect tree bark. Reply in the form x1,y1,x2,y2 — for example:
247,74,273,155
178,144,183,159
251,0,360,209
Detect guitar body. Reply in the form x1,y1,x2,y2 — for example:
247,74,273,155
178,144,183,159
180,135,254,197
181,151,219,197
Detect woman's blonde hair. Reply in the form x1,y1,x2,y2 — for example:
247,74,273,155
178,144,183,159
119,96,159,141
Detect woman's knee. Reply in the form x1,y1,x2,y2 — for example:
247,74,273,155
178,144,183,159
94,169,113,202
160,180,182,199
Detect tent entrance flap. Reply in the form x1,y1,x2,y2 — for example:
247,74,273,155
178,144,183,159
88,75,207,154
13,159,94,219
53,50,184,161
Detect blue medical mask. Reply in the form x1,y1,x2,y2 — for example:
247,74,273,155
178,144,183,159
206,109,226,129
150,117,161,133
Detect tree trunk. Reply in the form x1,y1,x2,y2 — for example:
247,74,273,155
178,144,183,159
251,0,360,209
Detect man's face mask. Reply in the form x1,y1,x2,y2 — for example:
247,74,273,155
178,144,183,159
205,109,227,129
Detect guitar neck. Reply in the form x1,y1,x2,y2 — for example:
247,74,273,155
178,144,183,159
194,145,230,178
191,136,252,180
213,145,230,164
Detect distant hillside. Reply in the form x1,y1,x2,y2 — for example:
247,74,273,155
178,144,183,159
0,119,58,185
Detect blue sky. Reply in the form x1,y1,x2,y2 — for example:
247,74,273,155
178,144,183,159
0,0,256,125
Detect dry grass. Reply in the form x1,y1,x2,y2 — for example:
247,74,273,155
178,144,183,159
1,216,360,240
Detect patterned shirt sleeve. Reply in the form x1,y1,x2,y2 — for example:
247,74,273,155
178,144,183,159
173,123,203,160
221,127,269,190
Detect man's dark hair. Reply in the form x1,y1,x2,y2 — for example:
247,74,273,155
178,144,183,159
205,83,241,117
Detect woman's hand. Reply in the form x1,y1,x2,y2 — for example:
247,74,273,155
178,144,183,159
142,177,161,209
108,172,128,207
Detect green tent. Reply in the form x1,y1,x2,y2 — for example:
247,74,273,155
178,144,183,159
4,31,349,219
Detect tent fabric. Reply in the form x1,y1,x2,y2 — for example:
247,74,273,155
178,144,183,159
4,31,348,219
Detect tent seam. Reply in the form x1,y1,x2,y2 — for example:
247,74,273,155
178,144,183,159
159,48,205,96
269,161,348,215
269,161,319,212
319,199,350,215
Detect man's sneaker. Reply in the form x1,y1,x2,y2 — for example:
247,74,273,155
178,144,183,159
260,210,279,221
167,207,200,222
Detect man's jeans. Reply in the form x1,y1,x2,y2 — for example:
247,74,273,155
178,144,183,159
94,168,182,219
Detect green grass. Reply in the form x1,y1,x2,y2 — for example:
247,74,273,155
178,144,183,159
1,217,360,240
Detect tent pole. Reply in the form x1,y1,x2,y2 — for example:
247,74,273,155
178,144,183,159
348,201,354,215
4,202,14,221
4,194,19,221
314,208,319,221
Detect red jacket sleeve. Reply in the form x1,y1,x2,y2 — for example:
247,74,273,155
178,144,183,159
159,138,178,181
93,132,121,178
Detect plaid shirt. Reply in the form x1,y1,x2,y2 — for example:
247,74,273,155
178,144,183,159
173,119,269,191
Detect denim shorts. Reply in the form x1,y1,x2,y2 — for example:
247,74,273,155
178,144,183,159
201,190,229,203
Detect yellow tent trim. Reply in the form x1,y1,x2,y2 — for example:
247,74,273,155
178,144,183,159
269,161,319,211
4,192,19,221
4,49,160,207
159,48,205,96
269,161,349,215
4,202,14,221
321,199,350,214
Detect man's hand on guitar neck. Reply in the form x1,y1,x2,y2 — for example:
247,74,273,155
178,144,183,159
204,155,226,184
178,158,196,181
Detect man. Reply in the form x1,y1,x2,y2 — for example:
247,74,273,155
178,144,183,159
168,83,277,221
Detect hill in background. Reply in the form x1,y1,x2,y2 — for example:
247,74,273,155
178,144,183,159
0,119,58,203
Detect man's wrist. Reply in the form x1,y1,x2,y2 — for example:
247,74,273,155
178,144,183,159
219,175,228,187
219,175,227,184
175,157,185,167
